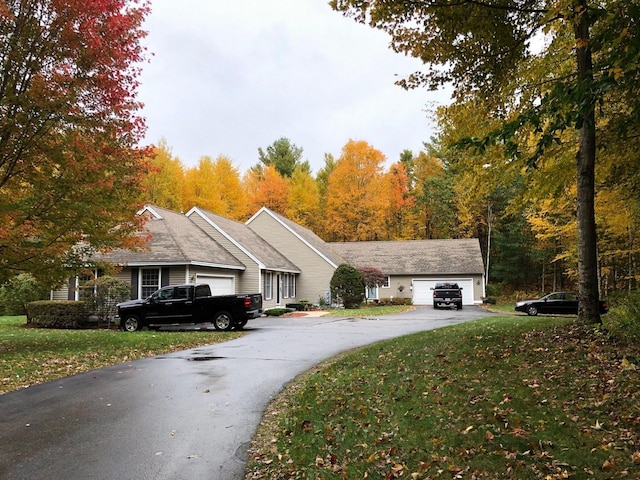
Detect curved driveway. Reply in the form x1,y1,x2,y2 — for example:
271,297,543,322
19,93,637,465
0,306,497,480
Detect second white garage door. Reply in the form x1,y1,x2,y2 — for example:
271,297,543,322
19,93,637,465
412,279,475,306
196,275,234,296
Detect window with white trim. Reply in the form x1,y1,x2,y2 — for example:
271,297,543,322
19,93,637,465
283,274,290,299
382,275,390,288
264,271,273,300
289,275,296,298
141,268,160,298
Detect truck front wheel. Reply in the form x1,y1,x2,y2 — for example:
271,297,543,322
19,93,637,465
122,314,142,332
213,311,234,331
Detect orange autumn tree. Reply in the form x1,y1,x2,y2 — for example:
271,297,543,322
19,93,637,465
244,164,290,216
324,140,388,241
384,161,415,239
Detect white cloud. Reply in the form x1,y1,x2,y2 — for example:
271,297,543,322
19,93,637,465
137,0,451,172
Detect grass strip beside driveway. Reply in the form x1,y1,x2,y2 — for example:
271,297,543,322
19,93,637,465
246,316,640,479
0,316,243,394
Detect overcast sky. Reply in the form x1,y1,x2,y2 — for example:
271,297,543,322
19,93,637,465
137,0,452,174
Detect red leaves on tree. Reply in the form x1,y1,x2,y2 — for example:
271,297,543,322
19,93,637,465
0,0,151,285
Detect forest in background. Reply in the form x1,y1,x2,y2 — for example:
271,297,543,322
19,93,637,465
143,124,638,297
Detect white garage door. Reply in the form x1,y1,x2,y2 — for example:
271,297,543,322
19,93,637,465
412,279,475,306
196,275,234,296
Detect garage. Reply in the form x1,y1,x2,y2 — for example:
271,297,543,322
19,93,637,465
196,275,234,296
412,279,475,306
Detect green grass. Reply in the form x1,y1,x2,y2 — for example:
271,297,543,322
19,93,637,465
246,315,640,479
0,316,243,394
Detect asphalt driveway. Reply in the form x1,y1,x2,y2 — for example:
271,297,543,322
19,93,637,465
0,306,497,480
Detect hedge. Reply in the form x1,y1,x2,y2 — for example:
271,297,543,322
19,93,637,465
26,301,93,329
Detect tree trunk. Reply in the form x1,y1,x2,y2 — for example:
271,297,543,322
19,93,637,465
574,0,601,324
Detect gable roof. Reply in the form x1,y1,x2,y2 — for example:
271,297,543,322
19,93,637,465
246,207,345,268
95,205,245,269
329,239,484,275
186,207,300,273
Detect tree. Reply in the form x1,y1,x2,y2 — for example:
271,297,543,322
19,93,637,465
324,140,388,241
357,266,387,291
244,164,290,216
331,0,640,323
412,151,455,240
143,139,185,211
0,273,48,315
183,155,246,219
287,165,320,230
384,161,415,239
257,137,310,178
0,0,150,286
330,264,365,309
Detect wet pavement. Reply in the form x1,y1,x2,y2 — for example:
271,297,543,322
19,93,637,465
0,306,498,479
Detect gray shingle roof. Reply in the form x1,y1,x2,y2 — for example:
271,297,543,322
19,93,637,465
328,239,484,275
190,208,300,272
96,206,245,269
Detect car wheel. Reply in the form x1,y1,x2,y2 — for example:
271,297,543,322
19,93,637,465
235,319,248,330
457,304,463,310
526,305,538,316
213,311,234,331
122,314,142,332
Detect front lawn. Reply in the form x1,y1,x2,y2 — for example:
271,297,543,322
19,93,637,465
0,316,243,394
246,315,640,479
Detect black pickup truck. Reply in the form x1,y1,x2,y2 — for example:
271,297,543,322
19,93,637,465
116,284,262,332
431,282,463,310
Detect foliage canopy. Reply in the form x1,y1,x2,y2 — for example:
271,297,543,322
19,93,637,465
0,0,151,286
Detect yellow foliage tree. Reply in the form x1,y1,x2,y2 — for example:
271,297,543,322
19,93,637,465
183,155,246,219
143,139,184,211
324,140,388,241
287,165,320,231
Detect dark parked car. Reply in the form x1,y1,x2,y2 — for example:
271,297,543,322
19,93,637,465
515,292,608,316
116,284,262,331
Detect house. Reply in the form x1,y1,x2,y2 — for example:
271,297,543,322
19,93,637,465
328,239,485,305
245,207,344,305
55,205,485,307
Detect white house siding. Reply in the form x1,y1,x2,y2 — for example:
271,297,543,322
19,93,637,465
248,213,336,306
51,284,70,301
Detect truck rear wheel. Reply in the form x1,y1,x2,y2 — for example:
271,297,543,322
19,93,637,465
213,311,233,331
122,314,142,332
235,319,248,330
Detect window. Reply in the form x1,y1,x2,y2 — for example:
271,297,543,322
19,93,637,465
141,268,160,298
174,287,189,300
289,275,296,298
264,272,272,300
283,274,290,299
382,276,390,288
